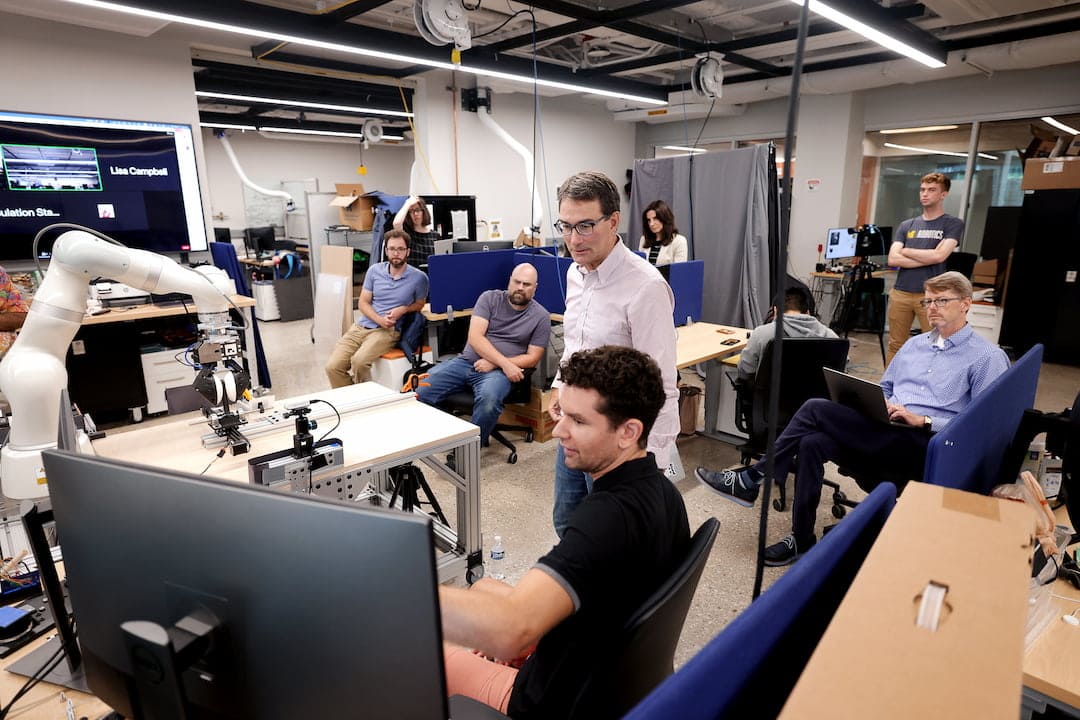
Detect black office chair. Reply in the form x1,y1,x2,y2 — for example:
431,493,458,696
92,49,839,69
449,518,719,720
439,369,535,464
733,337,850,511
945,251,978,279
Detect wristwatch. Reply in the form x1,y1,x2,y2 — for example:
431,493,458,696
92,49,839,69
923,415,933,431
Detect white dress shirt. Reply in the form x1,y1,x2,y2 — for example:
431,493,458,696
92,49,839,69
554,241,679,467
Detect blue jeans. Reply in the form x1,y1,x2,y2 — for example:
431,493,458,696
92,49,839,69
552,444,593,539
416,357,512,444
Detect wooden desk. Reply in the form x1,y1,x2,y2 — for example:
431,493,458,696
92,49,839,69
80,294,255,326
675,322,749,440
1022,513,1080,718
93,382,483,585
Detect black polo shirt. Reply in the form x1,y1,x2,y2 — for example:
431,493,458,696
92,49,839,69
506,453,690,719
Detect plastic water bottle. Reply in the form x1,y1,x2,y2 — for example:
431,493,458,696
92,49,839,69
488,535,506,581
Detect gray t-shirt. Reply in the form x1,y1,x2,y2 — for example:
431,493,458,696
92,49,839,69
460,289,551,363
893,214,965,293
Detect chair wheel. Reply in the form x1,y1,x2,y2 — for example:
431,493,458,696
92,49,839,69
773,498,786,512
466,565,484,584
507,451,518,464
525,431,534,443
832,505,846,519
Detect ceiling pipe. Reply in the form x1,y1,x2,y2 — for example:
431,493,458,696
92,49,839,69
476,99,543,231
216,132,295,210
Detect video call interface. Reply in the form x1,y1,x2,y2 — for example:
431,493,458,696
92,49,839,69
0,111,206,259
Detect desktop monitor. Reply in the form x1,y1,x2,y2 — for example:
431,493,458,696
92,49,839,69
824,228,857,259
244,226,276,256
212,227,231,244
42,450,448,719
452,240,516,253
0,110,208,260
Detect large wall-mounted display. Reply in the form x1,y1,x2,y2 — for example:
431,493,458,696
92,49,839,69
0,110,207,259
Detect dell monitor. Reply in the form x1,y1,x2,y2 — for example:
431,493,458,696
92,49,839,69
0,110,208,260
42,450,449,719
825,227,857,259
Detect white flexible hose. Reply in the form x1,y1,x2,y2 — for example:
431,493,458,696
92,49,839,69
476,108,542,230
218,134,294,207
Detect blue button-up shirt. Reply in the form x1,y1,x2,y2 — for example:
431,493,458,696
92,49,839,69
880,323,1009,430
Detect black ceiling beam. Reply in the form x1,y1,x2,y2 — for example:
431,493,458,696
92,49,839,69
824,0,946,64
252,51,418,80
194,59,410,100
943,14,1080,51
199,111,408,134
605,20,784,75
154,0,666,101
482,0,704,53
322,0,396,23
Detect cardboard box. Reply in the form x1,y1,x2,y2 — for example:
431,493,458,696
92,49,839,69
779,482,1034,720
1021,157,1080,191
330,184,377,230
972,258,998,286
515,228,542,248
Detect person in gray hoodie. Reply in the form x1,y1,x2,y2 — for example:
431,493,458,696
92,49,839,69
736,286,837,381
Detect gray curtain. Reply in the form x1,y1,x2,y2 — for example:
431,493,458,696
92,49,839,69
629,145,771,329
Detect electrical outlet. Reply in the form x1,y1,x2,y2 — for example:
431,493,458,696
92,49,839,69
71,340,86,355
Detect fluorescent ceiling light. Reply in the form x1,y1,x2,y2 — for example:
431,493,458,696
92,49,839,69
661,145,706,154
1041,116,1080,135
260,126,365,138
884,142,997,160
196,91,414,118
790,0,946,69
200,122,257,131
62,0,667,106
879,125,958,134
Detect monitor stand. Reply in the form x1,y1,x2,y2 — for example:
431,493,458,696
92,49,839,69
6,636,89,692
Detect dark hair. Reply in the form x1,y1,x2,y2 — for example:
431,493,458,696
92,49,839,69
920,172,951,192
556,171,620,216
784,287,811,314
405,198,432,230
384,229,411,248
559,345,665,448
641,200,679,248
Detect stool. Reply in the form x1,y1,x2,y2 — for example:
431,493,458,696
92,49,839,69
371,346,433,391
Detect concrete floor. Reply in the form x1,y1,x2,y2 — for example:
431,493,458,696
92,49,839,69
142,318,1080,668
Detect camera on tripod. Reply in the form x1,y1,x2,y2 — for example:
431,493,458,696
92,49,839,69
846,224,888,261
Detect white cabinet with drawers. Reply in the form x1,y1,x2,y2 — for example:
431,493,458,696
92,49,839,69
140,348,200,415
968,302,1003,346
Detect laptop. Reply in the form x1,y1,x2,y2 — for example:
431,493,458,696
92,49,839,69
433,238,455,256
822,367,921,428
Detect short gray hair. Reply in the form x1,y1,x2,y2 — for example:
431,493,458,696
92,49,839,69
556,171,620,216
924,270,972,298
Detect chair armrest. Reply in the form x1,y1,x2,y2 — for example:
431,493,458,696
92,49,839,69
449,695,512,719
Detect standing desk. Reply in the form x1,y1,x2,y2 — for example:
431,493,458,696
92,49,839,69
675,322,749,439
1022,512,1080,718
92,382,484,586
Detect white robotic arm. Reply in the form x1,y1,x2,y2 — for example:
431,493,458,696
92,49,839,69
0,230,239,499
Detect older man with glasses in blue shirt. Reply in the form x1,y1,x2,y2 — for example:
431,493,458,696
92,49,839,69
695,271,1009,566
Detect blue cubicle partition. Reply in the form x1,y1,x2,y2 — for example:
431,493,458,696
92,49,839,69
623,483,897,720
668,260,704,326
519,251,572,315
922,343,1042,494
427,247,559,314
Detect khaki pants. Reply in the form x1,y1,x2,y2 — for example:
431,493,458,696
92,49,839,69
886,287,928,367
324,324,400,388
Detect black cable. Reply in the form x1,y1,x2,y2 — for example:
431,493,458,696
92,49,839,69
311,399,341,445
752,0,812,601
0,640,66,718
200,448,226,475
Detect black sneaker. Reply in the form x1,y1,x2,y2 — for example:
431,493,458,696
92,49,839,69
694,466,759,507
763,534,815,567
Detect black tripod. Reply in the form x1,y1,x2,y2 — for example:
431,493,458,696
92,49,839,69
834,257,887,366
388,463,449,526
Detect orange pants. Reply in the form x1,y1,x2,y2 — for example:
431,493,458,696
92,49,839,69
443,644,517,713
886,287,928,367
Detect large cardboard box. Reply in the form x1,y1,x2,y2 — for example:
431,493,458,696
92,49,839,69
330,184,377,230
972,258,998,286
779,482,1034,720
1021,157,1080,190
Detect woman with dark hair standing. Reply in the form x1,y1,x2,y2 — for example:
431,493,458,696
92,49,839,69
394,195,440,269
639,200,688,267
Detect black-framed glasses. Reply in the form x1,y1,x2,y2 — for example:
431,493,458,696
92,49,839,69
918,297,962,309
553,215,611,237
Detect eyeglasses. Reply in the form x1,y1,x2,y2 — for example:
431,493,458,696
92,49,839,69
385,246,409,254
553,215,611,237
918,297,963,309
